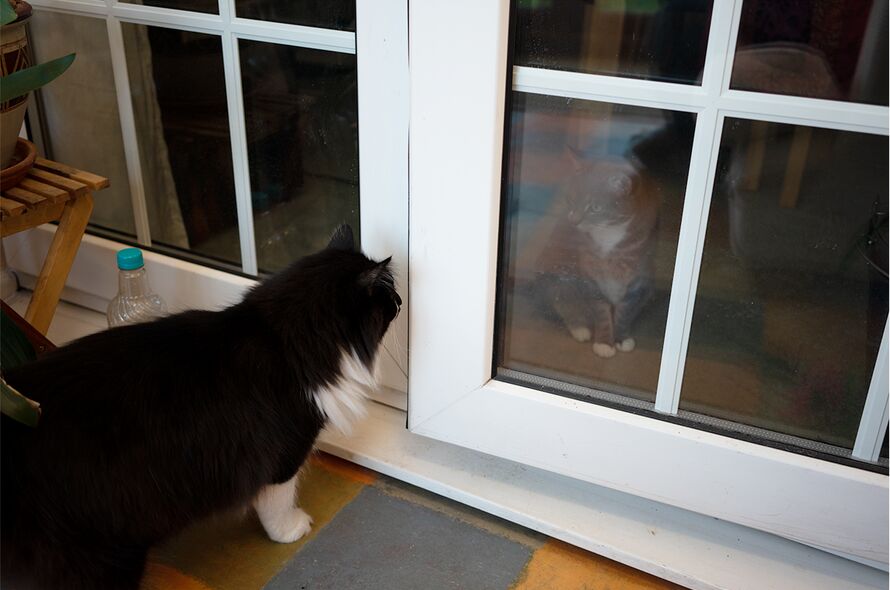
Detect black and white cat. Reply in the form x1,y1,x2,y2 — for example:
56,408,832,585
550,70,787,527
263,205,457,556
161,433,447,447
1,224,399,590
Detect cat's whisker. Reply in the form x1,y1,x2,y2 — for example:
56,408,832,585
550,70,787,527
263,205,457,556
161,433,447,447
390,326,409,355
382,342,408,379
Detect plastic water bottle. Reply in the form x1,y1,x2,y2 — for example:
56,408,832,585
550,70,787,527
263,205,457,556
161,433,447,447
107,248,167,327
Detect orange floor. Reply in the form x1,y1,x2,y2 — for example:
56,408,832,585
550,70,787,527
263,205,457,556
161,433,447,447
142,453,684,590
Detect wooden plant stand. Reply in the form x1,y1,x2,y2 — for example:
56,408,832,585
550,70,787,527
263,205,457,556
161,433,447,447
0,158,108,334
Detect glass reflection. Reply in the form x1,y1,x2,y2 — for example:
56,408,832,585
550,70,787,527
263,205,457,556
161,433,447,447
118,0,218,14
515,0,713,84
731,0,888,105
496,93,695,401
122,25,241,267
31,12,136,237
236,0,355,31
681,119,889,448
239,40,359,273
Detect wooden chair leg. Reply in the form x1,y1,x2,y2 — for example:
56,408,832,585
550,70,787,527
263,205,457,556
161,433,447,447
25,192,94,334
742,120,769,191
779,126,813,209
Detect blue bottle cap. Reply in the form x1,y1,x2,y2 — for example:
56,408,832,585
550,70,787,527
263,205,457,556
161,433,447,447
117,248,144,270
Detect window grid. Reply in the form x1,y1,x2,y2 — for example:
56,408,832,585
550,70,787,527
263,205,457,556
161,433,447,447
508,0,890,462
220,20,257,273
27,0,357,276
106,16,152,246
26,0,409,392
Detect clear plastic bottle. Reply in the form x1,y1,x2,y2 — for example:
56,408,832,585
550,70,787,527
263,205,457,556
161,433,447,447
107,248,167,327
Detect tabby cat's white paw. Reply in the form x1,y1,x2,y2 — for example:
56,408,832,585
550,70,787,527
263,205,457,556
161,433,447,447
616,337,636,352
570,327,592,342
265,507,313,544
593,342,616,358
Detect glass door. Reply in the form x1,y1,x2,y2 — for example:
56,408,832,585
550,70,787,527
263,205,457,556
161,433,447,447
497,0,888,465
409,0,888,564
15,0,407,392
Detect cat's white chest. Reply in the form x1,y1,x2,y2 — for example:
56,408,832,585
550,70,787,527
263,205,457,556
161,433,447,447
581,221,629,256
313,351,378,435
597,278,627,304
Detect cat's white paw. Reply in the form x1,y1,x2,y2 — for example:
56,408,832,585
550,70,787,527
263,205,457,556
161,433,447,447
569,326,592,342
593,342,616,358
616,337,636,352
265,507,313,544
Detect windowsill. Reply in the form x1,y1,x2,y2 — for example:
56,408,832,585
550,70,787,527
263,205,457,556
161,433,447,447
4,288,885,590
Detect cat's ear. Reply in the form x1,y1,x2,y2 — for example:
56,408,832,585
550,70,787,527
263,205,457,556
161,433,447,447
358,257,393,289
328,224,356,251
565,146,585,172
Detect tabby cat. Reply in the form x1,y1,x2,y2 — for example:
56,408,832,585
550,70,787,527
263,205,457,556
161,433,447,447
1,224,400,589
536,151,658,358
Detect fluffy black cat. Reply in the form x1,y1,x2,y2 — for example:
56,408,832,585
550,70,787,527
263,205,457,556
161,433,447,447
1,224,400,590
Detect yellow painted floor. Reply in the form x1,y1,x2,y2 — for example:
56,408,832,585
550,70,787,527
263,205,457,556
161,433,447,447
142,453,685,590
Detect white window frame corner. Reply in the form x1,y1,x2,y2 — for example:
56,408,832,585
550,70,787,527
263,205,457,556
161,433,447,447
408,0,889,567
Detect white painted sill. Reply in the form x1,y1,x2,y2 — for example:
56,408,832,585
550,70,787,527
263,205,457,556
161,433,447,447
3,288,885,590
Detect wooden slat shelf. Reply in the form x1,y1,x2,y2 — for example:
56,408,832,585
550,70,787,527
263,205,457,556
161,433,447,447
25,168,88,198
0,196,27,217
35,157,109,191
1,159,107,334
5,186,51,207
18,178,70,204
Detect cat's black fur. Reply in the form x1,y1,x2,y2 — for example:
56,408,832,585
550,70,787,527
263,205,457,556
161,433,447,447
1,225,400,589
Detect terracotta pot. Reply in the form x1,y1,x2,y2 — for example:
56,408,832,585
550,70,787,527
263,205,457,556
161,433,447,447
0,138,36,190
1,16,32,168
1,101,28,168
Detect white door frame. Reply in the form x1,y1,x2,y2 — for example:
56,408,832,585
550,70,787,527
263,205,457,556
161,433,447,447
408,0,888,563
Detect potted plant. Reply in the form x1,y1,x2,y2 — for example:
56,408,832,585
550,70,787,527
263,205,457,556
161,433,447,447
1,0,75,184
1,303,44,427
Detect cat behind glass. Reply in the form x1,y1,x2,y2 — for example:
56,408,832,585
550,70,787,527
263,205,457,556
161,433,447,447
1,224,400,590
536,150,658,358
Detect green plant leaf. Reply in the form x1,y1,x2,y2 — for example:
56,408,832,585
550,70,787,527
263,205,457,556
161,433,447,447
1,1,17,26
1,377,40,427
1,306,41,427
0,53,76,103
1,308,36,369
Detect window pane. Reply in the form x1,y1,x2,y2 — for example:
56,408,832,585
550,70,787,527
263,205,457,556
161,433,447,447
495,92,695,403
239,41,359,273
30,12,136,237
118,0,217,14
681,119,889,449
235,0,355,31
122,25,241,268
515,0,713,84
731,0,889,106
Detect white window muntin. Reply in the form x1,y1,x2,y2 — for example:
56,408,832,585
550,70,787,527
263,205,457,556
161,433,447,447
16,0,408,392
408,0,888,563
